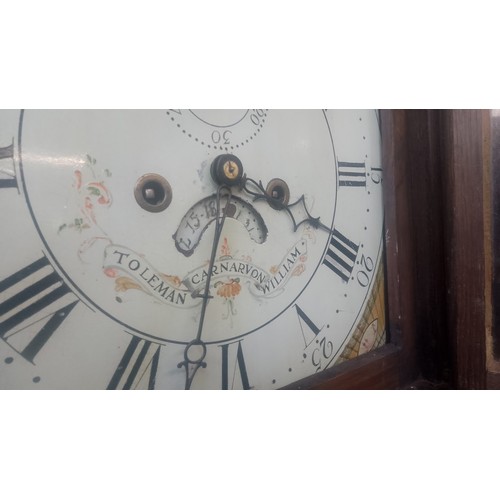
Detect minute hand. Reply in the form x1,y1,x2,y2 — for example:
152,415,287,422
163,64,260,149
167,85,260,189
177,185,232,390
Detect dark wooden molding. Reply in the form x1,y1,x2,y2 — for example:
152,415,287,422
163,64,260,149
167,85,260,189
490,111,500,360
283,344,401,389
384,110,451,384
381,110,420,384
487,371,500,389
441,110,487,389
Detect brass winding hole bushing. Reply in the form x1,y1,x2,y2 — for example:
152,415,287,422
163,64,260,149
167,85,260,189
134,174,172,213
265,178,290,209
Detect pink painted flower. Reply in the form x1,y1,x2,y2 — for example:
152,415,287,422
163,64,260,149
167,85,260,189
216,279,241,299
104,268,118,278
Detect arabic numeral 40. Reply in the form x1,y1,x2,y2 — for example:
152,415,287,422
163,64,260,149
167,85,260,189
357,254,374,287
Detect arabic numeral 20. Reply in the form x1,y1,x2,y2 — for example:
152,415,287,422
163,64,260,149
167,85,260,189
357,254,374,287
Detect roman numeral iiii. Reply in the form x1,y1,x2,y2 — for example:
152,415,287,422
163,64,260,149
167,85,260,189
323,229,360,282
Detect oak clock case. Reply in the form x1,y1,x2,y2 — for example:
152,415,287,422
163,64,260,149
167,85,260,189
0,110,384,389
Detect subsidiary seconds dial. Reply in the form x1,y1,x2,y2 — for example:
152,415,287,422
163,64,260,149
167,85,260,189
166,109,268,150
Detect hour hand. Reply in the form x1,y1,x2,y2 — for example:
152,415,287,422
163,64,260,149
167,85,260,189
282,194,333,233
211,154,334,234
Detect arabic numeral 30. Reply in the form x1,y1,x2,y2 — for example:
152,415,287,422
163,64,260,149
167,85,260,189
211,129,232,145
357,254,374,287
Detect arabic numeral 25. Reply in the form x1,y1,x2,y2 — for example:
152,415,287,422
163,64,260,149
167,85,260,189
357,254,374,287
312,337,333,372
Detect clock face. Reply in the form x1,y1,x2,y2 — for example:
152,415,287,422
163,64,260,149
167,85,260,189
0,109,385,389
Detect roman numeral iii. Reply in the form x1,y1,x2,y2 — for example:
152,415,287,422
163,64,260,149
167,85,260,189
338,161,366,187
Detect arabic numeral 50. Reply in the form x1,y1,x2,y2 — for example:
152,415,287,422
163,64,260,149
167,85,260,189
357,254,374,287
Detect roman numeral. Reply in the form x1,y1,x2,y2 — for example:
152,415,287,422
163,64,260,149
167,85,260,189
338,161,366,187
220,341,251,390
0,140,18,190
107,336,161,390
323,229,360,282
295,304,323,348
0,256,78,363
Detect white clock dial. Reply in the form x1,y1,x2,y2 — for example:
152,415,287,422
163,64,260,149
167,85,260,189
0,109,384,389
